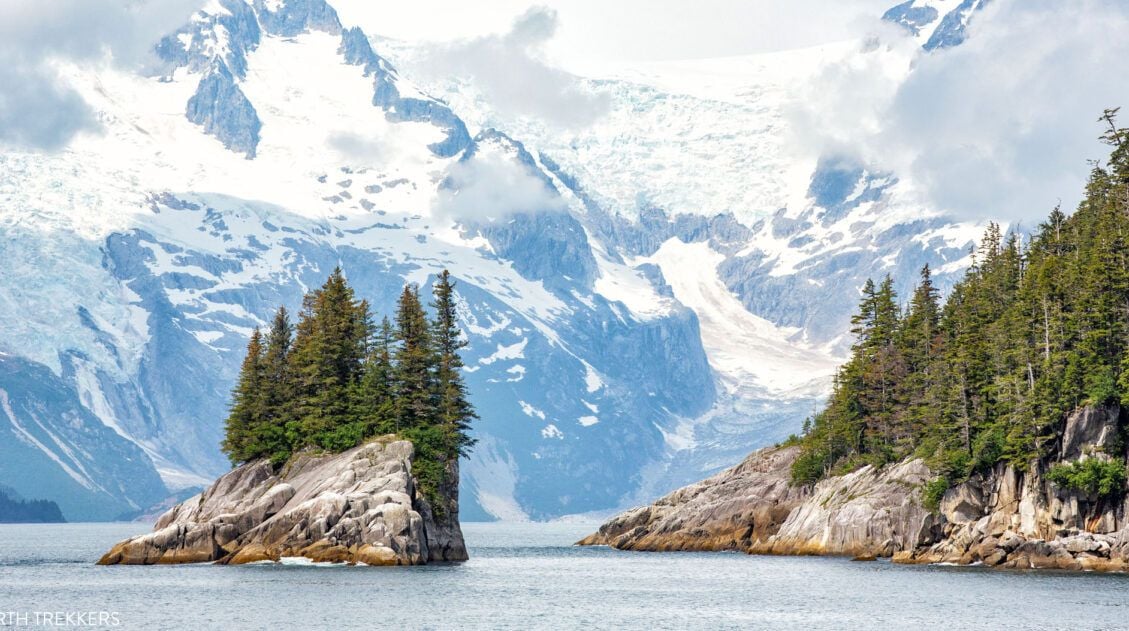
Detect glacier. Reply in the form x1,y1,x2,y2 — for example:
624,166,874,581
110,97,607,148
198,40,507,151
0,0,988,520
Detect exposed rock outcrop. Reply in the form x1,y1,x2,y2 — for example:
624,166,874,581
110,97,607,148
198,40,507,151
98,438,466,566
750,457,937,557
577,446,806,551
900,405,1129,571
581,446,937,558
583,405,1129,572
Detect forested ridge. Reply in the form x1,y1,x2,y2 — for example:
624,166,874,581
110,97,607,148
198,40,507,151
221,268,476,504
0,487,65,523
792,111,1129,498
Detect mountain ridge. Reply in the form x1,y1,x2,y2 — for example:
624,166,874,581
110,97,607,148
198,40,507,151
0,0,986,520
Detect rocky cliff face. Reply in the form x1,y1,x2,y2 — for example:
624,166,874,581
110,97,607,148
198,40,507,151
577,447,807,551
583,405,1129,572
98,438,466,566
580,446,936,558
901,405,1129,571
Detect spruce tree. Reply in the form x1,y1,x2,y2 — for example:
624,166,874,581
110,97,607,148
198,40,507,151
793,113,1129,486
431,270,478,458
221,328,265,464
288,267,371,451
355,316,397,438
250,307,293,464
392,284,437,430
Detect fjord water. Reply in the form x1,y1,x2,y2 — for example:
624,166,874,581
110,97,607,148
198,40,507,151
2,522,1128,630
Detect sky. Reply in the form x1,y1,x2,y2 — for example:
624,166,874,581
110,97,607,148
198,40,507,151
334,0,893,66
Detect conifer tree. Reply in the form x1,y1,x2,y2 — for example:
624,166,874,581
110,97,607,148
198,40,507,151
355,316,396,437
392,284,437,430
218,267,477,483
288,267,371,450
221,328,265,464
793,111,1129,487
250,306,293,464
431,270,478,458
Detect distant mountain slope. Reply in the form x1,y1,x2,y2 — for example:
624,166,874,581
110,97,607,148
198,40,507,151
0,0,986,520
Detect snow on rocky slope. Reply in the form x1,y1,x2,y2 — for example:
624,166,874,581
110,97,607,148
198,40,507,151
384,0,992,497
0,0,990,520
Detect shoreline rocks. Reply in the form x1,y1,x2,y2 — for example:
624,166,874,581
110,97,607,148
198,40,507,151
581,405,1129,573
98,437,466,566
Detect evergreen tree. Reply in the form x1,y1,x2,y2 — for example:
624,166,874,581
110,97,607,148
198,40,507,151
221,328,265,464
793,110,1129,487
355,316,397,438
897,265,942,444
393,284,437,431
217,268,477,485
288,267,371,451
431,270,478,458
250,307,293,464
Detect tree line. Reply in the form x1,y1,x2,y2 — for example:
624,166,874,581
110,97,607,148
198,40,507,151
792,110,1129,492
221,268,476,496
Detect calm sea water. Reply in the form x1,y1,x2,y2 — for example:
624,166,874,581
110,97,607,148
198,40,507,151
2,521,1129,629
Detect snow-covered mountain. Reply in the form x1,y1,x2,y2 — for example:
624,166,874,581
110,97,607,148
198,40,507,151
0,0,988,520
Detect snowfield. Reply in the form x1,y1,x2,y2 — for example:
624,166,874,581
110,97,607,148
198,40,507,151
0,0,989,520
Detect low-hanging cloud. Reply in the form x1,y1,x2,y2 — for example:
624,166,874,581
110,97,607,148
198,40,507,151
793,0,1129,223
410,6,610,129
434,151,567,222
327,131,386,163
0,0,204,151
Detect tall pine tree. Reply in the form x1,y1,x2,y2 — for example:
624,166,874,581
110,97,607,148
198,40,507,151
431,270,478,458
221,328,265,464
393,284,437,430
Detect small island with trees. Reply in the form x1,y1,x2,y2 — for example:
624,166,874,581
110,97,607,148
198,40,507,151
99,268,477,566
221,267,476,507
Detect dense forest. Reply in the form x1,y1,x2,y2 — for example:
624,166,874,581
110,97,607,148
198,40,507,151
221,268,476,502
791,110,1129,500
0,487,64,523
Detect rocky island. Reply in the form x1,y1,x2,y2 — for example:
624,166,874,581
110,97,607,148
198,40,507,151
101,269,475,566
584,128,1129,572
99,438,464,565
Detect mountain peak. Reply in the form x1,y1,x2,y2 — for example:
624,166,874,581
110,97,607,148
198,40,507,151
881,0,991,51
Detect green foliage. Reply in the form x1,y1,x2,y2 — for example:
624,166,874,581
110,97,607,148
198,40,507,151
778,433,803,448
790,449,828,485
220,269,477,497
921,477,950,512
1046,458,1127,499
220,328,265,464
793,112,1129,486
1086,366,1119,406
431,270,478,459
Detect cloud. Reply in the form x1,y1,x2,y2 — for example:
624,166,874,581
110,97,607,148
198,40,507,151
326,131,385,163
793,0,1129,222
434,151,566,221
410,6,610,129
0,0,204,151
0,65,99,151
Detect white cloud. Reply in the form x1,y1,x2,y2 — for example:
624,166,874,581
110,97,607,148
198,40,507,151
794,0,1129,221
336,0,893,63
0,0,204,150
409,6,610,129
326,131,385,163
434,150,566,221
